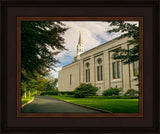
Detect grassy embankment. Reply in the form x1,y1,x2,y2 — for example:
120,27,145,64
21,96,34,105
21,91,37,106
48,95,139,113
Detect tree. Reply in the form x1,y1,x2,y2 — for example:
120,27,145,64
21,21,68,80
21,72,58,96
44,77,58,92
21,82,27,98
107,21,139,64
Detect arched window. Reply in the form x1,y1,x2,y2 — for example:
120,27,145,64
97,58,103,81
97,58,102,64
86,62,90,68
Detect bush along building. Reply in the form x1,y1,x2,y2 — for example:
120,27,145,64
58,31,139,95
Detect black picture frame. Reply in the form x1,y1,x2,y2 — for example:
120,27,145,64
0,0,159,133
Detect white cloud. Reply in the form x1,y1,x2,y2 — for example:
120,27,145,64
54,22,120,63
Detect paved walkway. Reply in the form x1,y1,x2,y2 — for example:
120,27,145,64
22,95,104,113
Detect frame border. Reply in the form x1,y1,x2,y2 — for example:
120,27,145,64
1,0,159,133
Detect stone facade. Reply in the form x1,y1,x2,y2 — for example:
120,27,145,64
58,34,139,95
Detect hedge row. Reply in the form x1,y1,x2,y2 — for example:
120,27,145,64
40,84,139,98
102,88,139,96
40,91,74,96
58,91,74,95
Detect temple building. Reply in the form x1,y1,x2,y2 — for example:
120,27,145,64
58,31,139,95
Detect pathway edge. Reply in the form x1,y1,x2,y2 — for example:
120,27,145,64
21,97,35,108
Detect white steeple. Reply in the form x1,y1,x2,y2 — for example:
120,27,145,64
77,30,84,60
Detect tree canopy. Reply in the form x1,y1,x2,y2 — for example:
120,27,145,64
21,73,58,98
21,21,68,80
107,21,139,64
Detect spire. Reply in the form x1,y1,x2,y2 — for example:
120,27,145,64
76,30,84,61
78,30,82,45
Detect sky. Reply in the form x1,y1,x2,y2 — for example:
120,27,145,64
50,21,138,78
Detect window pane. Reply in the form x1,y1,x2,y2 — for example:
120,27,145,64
112,62,116,79
117,61,120,78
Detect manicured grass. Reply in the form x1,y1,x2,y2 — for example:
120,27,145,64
21,96,34,106
48,95,139,113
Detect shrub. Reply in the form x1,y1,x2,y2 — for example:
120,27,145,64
124,89,139,96
102,87,122,96
74,83,98,98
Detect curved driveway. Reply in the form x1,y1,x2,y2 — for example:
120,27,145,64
22,95,104,113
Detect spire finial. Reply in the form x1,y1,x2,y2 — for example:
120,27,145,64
78,30,82,45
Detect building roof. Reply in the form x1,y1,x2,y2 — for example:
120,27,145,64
80,35,123,56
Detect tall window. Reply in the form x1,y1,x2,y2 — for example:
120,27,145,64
86,62,90,82
112,61,121,79
97,65,103,81
70,74,72,85
112,62,116,79
86,69,90,82
97,58,103,81
117,61,120,78
133,61,139,76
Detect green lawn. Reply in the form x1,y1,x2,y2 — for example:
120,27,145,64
49,95,139,113
21,96,34,106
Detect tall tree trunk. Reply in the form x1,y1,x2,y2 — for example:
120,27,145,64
29,90,30,97
24,87,26,98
